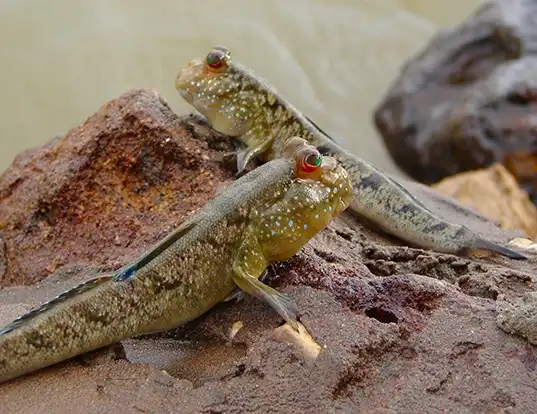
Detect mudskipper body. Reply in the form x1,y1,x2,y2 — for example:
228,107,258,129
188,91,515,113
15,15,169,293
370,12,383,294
0,138,352,383
175,46,526,260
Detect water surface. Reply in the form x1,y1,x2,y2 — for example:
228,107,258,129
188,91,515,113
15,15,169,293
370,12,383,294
0,0,481,174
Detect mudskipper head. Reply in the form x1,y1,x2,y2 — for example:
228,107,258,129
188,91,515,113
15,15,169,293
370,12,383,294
284,137,353,219
257,137,353,262
175,45,260,137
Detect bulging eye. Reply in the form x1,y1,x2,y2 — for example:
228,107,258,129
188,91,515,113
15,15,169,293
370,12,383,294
299,148,322,173
206,50,226,70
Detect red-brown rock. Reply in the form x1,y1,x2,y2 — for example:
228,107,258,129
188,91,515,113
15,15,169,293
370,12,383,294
0,89,234,287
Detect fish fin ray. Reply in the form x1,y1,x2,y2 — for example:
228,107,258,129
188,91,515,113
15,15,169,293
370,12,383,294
305,115,337,143
114,218,200,282
232,268,298,330
471,238,528,260
0,274,112,335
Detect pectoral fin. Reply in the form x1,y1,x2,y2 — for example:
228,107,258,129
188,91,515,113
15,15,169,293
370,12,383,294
224,270,269,303
234,131,274,176
232,269,299,330
236,147,259,176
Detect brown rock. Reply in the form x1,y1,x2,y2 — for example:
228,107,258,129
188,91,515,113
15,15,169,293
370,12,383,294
2,88,537,413
373,0,537,203
432,163,537,239
503,151,537,206
0,89,234,287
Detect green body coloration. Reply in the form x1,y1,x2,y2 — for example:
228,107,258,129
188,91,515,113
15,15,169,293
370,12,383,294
0,141,353,383
175,45,526,260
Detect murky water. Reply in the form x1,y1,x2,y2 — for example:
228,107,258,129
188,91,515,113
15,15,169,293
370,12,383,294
0,0,481,174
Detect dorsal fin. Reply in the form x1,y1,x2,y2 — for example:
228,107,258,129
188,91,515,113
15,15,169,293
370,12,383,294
305,115,337,143
0,274,112,336
114,217,200,282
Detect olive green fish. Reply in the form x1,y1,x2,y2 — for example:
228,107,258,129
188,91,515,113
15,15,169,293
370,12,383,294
175,45,526,260
0,138,353,383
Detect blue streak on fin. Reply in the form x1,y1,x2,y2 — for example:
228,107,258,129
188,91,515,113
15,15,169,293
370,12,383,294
114,266,137,282
113,218,199,282
0,274,112,336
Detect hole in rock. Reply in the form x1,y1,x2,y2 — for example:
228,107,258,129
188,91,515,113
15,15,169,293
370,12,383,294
365,307,398,324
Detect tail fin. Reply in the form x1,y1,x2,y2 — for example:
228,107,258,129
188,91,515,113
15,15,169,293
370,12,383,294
472,238,528,260
0,274,112,336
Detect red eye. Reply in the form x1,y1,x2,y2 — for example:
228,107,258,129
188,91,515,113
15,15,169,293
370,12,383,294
206,51,225,70
299,149,322,173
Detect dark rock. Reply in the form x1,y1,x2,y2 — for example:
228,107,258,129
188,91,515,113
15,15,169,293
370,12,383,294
2,88,537,413
374,0,537,201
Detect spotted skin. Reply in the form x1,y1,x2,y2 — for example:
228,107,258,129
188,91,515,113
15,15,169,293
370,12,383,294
0,139,353,383
175,46,526,260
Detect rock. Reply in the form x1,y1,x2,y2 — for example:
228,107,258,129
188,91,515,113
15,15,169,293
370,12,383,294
0,89,235,287
508,237,537,254
497,292,537,346
432,163,537,239
2,88,537,413
374,0,537,202
503,150,537,205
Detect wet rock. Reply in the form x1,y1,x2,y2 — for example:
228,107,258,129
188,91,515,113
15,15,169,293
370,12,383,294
0,88,235,287
433,163,537,239
2,88,537,413
374,0,537,201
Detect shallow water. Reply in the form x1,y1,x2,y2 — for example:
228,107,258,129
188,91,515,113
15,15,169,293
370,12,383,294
0,0,481,174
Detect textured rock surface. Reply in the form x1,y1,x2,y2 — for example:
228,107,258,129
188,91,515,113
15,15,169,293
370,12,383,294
374,0,537,203
0,89,235,287
498,292,537,346
1,89,537,414
433,163,537,239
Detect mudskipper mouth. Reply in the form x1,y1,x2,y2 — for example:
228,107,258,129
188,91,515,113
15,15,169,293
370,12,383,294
175,61,201,103
175,73,194,102
177,87,193,103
